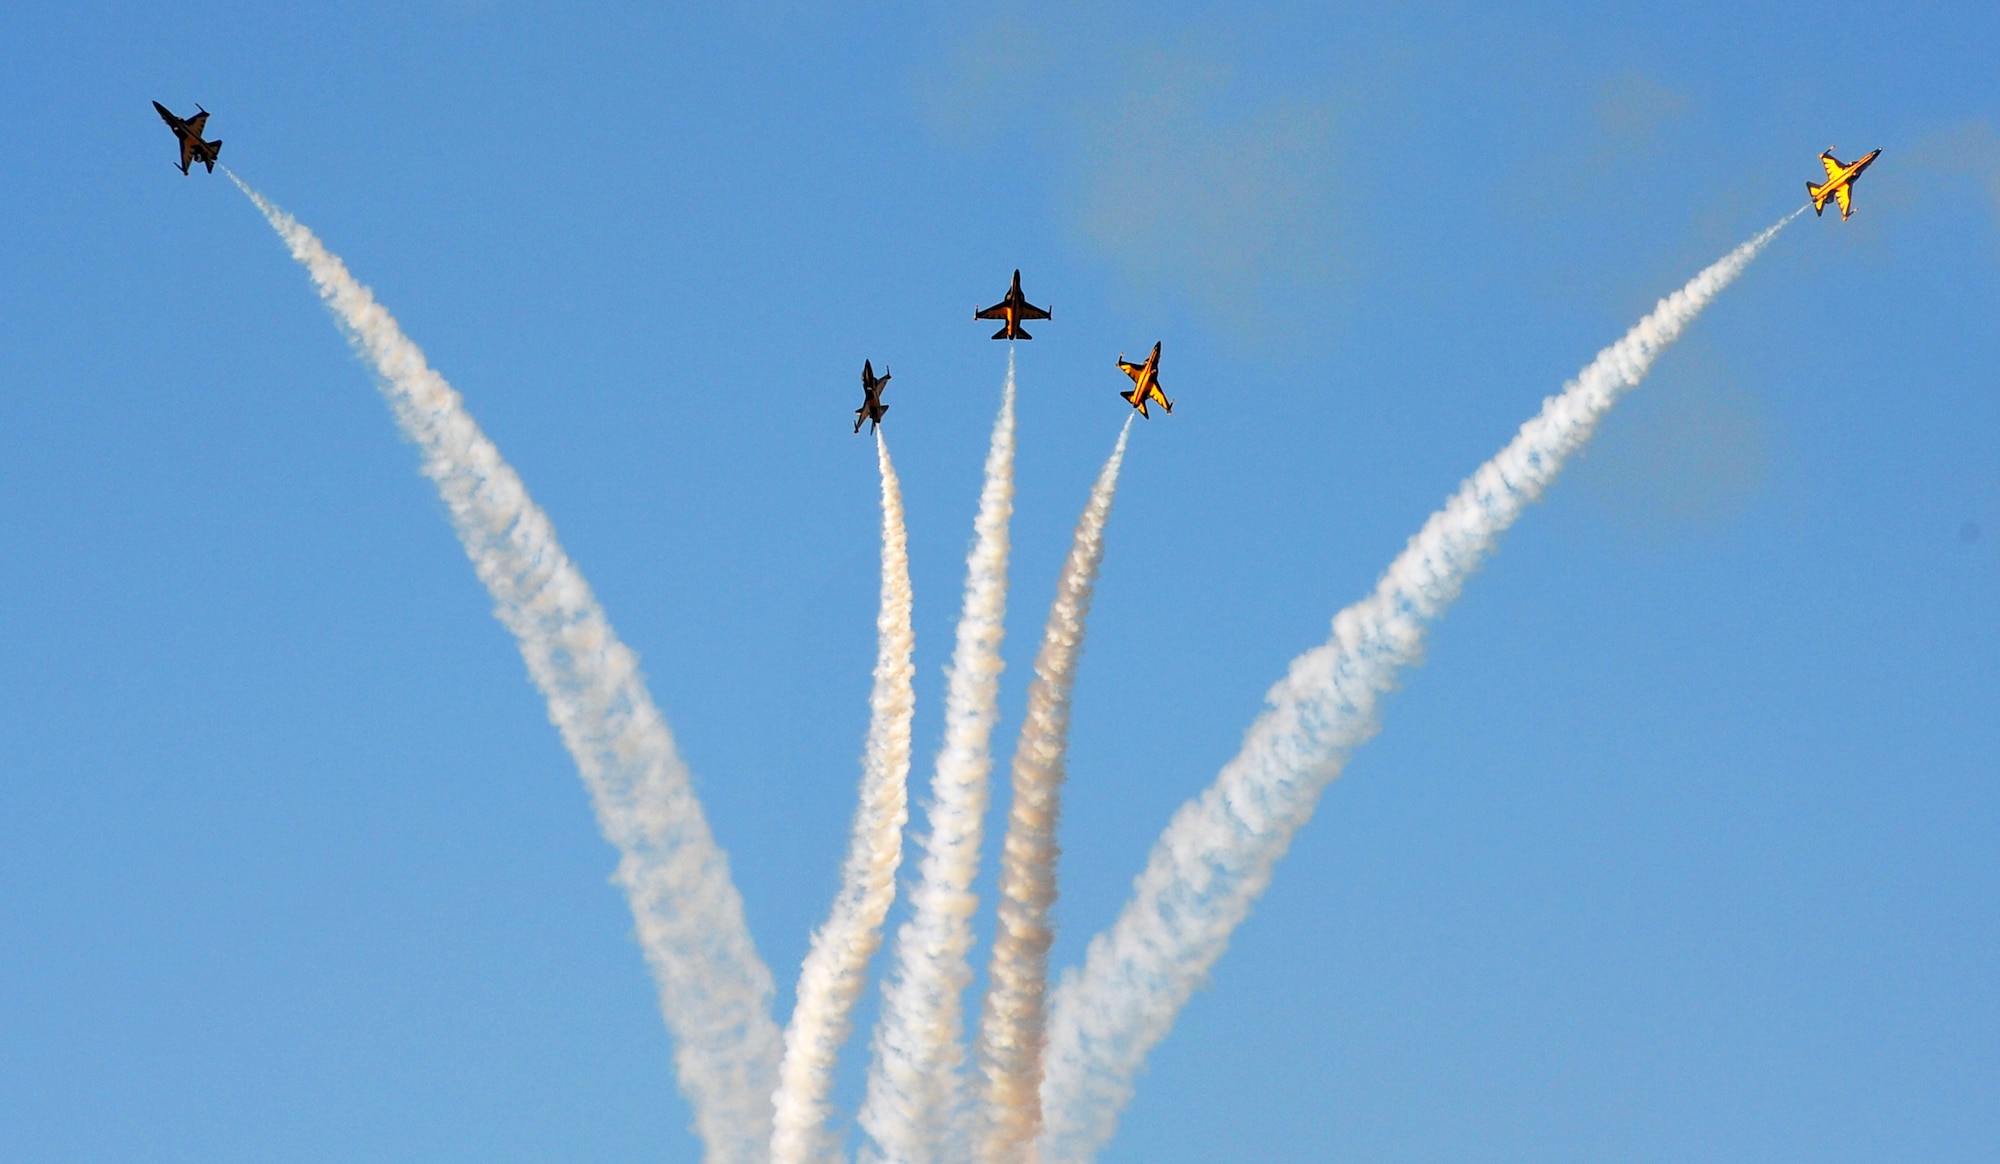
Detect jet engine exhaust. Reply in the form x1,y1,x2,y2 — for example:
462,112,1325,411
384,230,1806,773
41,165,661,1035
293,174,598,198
1034,211,1800,1164
974,417,1135,1164
230,174,782,1164
861,351,1019,1164
771,431,919,1164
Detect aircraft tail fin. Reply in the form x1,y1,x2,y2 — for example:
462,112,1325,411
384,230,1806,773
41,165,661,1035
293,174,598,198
1121,388,1149,418
1807,179,1828,215
993,323,1029,341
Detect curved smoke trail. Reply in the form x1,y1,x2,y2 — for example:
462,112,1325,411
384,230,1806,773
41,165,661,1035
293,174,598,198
975,420,1134,1164
1036,213,1800,1163
861,354,1019,1164
232,175,782,1164
771,432,918,1164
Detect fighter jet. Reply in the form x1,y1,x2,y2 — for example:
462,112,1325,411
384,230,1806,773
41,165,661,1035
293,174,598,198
1808,147,1881,220
854,360,891,434
975,270,1051,340
154,101,223,175
1116,342,1172,418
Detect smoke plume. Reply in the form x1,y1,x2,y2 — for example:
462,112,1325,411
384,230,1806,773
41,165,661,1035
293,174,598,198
233,175,782,1164
861,354,1019,1164
1035,212,1800,1163
771,433,919,1164
975,419,1134,1164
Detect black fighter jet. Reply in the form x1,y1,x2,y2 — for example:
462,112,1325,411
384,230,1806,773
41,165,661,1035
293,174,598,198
854,360,891,434
974,270,1051,340
154,102,222,175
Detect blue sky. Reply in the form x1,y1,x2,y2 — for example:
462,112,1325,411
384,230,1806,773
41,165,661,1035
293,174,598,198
2,2,1997,1161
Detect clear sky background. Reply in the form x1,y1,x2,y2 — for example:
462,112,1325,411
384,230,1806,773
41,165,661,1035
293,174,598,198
3,3,1997,1161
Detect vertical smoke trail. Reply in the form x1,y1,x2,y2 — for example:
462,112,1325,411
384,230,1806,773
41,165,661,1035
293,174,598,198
975,419,1134,1164
1036,212,1802,1164
771,432,918,1164
231,175,781,1164
861,353,1019,1164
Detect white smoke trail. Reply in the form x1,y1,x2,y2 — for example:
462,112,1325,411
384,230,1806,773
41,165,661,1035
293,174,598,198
975,419,1134,1164
231,175,782,1164
861,353,1019,1164
1036,212,1801,1163
771,432,918,1164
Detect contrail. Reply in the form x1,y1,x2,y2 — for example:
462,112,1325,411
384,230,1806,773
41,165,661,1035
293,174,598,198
975,419,1134,1164
230,174,782,1164
1035,212,1802,1164
861,352,1019,1164
771,432,918,1164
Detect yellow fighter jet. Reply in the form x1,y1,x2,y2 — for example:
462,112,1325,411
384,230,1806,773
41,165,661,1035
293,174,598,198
1808,147,1881,220
1117,342,1172,418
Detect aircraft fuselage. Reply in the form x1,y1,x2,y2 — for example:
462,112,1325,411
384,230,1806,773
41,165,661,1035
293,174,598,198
1829,152,1876,187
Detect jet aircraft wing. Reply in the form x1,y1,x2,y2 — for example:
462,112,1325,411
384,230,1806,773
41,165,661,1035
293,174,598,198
1835,183,1852,217
186,110,209,135
974,303,1010,320
179,135,197,173
1821,154,1845,181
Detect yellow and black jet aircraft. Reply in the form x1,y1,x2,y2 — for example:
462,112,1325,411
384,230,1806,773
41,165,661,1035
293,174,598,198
975,270,1052,340
854,360,891,434
1808,147,1881,220
154,101,223,175
1117,342,1172,418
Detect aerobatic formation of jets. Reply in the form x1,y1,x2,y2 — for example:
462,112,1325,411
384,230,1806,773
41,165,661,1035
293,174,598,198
153,101,222,175
845,142,1883,434
141,108,1875,434
852,265,1174,434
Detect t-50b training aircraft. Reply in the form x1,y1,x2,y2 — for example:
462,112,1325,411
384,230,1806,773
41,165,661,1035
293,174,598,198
1808,148,1881,220
154,102,223,175
1117,342,1172,418
975,270,1051,340
854,360,891,434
